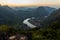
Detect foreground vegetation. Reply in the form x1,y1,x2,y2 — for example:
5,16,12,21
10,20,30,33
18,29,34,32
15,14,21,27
0,21,60,40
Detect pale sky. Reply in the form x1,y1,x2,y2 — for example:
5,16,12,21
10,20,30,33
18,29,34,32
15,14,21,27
0,0,60,6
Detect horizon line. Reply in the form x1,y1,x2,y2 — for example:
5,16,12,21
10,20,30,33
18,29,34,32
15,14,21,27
0,4,60,7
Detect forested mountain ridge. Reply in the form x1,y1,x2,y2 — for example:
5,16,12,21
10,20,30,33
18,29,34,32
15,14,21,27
0,6,56,28
41,8,60,27
0,6,17,25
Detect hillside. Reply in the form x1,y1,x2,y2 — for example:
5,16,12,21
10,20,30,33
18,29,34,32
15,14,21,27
42,8,60,27
0,6,17,25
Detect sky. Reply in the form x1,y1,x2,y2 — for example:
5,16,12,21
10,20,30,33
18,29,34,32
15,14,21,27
0,0,60,6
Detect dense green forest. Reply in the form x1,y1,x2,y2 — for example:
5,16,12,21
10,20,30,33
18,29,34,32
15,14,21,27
0,19,60,40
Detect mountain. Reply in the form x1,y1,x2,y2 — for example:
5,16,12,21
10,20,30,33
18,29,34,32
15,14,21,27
11,7,37,11
16,6,56,21
0,6,57,29
35,6,56,19
41,8,60,27
0,6,17,25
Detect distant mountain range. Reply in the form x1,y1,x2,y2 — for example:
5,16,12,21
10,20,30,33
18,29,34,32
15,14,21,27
0,6,57,29
15,6,56,20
